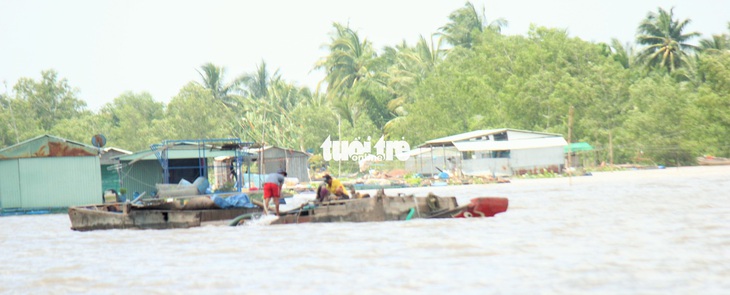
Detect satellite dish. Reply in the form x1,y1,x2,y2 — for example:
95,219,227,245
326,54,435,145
92,134,107,148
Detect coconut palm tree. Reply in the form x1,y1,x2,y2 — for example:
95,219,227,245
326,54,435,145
699,23,730,54
609,38,636,69
380,35,444,115
196,63,239,108
316,22,376,97
315,22,379,128
438,2,507,49
700,34,730,53
238,60,280,100
636,7,700,73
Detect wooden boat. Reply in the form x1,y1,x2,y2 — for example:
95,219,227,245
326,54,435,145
697,156,730,166
231,191,508,226
68,197,261,231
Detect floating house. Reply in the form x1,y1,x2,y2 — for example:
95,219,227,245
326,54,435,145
114,139,256,197
406,128,568,177
99,147,132,194
565,142,595,168
0,135,102,213
248,146,311,183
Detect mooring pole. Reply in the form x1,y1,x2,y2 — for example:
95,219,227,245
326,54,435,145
568,106,574,185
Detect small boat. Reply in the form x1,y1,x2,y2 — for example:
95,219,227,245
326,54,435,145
68,195,261,231
697,156,730,166
231,191,508,226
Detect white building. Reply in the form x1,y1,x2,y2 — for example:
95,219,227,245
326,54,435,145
406,128,567,177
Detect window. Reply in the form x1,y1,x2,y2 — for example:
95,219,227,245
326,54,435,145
491,150,510,158
494,132,508,141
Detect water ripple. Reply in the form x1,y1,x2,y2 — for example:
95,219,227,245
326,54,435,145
1,166,730,294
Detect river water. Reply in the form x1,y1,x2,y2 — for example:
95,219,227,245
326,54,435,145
1,166,729,294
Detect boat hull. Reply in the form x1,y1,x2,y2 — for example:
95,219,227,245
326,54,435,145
697,156,730,166
265,194,507,225
68,204,261,231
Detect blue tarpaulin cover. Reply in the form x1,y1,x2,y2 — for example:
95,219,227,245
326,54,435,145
211,193,256,209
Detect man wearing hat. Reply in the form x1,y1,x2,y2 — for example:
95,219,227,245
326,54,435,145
263,168,287,215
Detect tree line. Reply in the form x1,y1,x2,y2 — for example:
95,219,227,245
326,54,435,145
1,3,728,167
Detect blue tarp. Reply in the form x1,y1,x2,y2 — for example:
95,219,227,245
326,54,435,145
211,193,256,209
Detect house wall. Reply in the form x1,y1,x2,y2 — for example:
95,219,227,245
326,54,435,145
100,150,127,165
119,160,163,197
1,157,101,209
257,148,310,182
460,146,564,176
101,165,121,193
509,146,565,174
285,155,310,182
462,158,512,176
405,148,461,176
0,160,22,208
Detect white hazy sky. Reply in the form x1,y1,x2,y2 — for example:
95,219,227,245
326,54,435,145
1,0,728,111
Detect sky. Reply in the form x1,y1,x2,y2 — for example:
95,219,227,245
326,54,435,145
1,0,728,112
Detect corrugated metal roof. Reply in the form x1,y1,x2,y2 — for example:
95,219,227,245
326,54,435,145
422,128,564,147
102,147,132,154
424,129,508,146
249,146,310,156
453,137,567,151
0,134,99,159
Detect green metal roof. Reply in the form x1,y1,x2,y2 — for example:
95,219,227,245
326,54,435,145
565,142,594,153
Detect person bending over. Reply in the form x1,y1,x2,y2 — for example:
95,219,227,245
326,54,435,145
324,174,349,200
263,169,287,215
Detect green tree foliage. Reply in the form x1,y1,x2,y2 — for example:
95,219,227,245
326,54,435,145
12,70,87,131
621,75,703,165
3,4,729,168
695,53,730,156
389,27,630,151
235,63,311,148
377,35,445,132
98,92,165,151
49,111,105,144
290,93,339,152
165,83,233,140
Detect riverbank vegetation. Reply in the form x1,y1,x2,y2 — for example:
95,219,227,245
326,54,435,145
1,3,728,167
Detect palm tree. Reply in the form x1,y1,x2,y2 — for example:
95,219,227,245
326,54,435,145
609,38,636,69
699,23,730,54
238,60,281,100
196,63,239,107
315,22,379,127
315,22,376,97
438,2,507,49
636,7,700,73
380,34,444,116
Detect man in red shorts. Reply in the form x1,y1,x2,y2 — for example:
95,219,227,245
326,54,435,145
263,169,287,216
